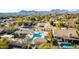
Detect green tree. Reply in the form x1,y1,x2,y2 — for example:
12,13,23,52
52,38,59,46
47,29,53,42
55,21,61,27
6,23,15,34
16,17,23,26
38,43,53,49
0,37,9,49
16,17,28,26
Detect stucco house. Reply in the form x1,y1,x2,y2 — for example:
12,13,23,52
53,27,79,44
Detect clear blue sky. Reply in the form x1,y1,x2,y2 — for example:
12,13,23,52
0,0,79,12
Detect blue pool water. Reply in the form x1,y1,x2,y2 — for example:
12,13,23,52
60,43,73,49
32,32,45,40
61,45,73,49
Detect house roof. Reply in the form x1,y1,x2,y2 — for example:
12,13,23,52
34,38,47,43
37,22,51,27
15,28,34,35
36,23,53,30
9,38,29,46
37,23,47,26
0,28,5,33
53,28,79,40
1,34,14,38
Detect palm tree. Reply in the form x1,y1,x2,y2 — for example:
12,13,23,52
47,29,53,42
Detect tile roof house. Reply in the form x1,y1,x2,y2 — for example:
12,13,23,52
15,28,34,35
35,22,53,31
14,28,34,39
53,28,79,40
31,38,47,47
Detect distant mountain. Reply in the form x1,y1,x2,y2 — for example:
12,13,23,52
18,9,79,15
0,13,18,17
70,10,79,13
50,9,69,14
18,10,38,15
18,10,28,15
0,9,79,16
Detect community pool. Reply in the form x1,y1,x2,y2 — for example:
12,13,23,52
32,32,46,40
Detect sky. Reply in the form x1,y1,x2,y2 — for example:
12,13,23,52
0,0,79,12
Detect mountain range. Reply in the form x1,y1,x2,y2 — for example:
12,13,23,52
0,9,79,16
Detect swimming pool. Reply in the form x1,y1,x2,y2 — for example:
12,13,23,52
32,32,46,40
60,43,73,49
